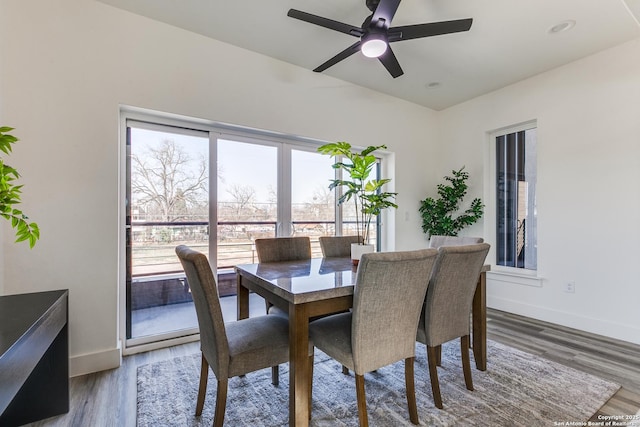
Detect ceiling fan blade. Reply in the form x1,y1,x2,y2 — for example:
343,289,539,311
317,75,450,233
378,46,404,78
313,41,362,73
370,0,401,29
287,9,364,37
389,18,473,42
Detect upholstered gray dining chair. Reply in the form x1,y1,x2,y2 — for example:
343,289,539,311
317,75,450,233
318,235,361,257
175,245,290,427
308,249,439,427
428,235,484,248
254,236,311,263
416,243,490,409
254,236,312,319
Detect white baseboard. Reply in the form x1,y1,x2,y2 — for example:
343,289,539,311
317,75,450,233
70,346,122,377
488,296,640,346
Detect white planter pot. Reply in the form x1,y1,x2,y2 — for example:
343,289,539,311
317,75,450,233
351,243,375,266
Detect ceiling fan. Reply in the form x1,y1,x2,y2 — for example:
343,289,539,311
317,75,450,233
287,0,473,78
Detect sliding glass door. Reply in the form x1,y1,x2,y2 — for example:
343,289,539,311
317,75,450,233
123,114,387,350
291,148,336,257
216,139,278,270
126,122,209,344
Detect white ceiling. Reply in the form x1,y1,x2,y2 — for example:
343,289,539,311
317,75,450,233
97,0,640,110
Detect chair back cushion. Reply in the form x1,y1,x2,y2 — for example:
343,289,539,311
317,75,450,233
420,243,490,346
429,235,484,249
254,237,311,263
351,249,438,373
319,235,362,257
175,245,230,378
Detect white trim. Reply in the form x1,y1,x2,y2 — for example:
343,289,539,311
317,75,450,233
123,333,200,356
117,109,128,364
125,326,200,348
126,119,209,138
131,272,185,282
120,105,328,150
487,270,544,288
70,346,122,377
279,143,292,236
488,296,640,346
210,132,218,272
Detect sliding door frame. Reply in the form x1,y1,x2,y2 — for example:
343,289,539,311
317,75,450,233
119,106,393,354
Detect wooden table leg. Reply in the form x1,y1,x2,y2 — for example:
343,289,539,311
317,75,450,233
289,303,310,427
236,272,249,320
472,271,487,371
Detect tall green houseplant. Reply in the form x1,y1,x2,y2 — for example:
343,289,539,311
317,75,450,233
318,141,397,245
419,167,483,237
0,127,40,247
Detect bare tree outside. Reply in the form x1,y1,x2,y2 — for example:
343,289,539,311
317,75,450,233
225,184,256,220
304,185,334,220
131,139,208,222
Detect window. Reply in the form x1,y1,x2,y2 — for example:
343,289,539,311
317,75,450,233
495,126,537,270
122,110,389,349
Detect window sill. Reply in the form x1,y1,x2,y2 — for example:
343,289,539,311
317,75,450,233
487,269,544,288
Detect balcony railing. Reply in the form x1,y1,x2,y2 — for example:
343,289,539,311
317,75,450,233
127,219,377,340
129,220,369,277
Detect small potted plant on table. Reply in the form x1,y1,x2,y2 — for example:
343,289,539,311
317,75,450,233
318,141,397,265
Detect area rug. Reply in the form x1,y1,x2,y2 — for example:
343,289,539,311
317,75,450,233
137,340,619,426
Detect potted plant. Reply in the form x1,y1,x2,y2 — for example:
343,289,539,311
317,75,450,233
419,166,483,239
0,127,40,247
318,141,397,264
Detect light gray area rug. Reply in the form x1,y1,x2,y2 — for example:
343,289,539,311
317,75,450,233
137,340,619,426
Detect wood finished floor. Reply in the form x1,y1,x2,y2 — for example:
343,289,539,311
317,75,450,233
25,308,640,426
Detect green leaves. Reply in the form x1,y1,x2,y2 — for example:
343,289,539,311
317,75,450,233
0,126,18,155
318,141,397,244
419,167,484,237
0,127,40,248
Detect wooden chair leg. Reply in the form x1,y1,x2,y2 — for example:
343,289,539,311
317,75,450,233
309,352,315,420
196,353,208,416
427,346,443,409
404,357,419,425
271,365,279,386
435,344,442,366
213,378,228,427
355,374,369,427
461,335,474,391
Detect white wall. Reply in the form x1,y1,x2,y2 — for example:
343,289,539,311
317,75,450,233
438,38,640,344
0,0,438,375
3,0,637,377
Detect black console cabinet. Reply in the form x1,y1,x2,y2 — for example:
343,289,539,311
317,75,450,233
0,290,69,426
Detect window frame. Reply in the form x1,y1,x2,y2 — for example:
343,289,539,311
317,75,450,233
486,120,538,276
119,106,393,353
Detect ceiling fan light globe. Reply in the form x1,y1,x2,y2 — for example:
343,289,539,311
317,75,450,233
361,38,387,58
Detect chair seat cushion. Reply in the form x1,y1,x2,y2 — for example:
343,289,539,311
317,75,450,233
309,312,354,370
267,305,288,318
226,315,290,378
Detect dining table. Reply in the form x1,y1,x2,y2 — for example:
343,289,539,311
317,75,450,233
235,256,490,427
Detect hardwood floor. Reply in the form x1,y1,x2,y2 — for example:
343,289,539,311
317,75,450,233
485,310,640,422
25,308,640,426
